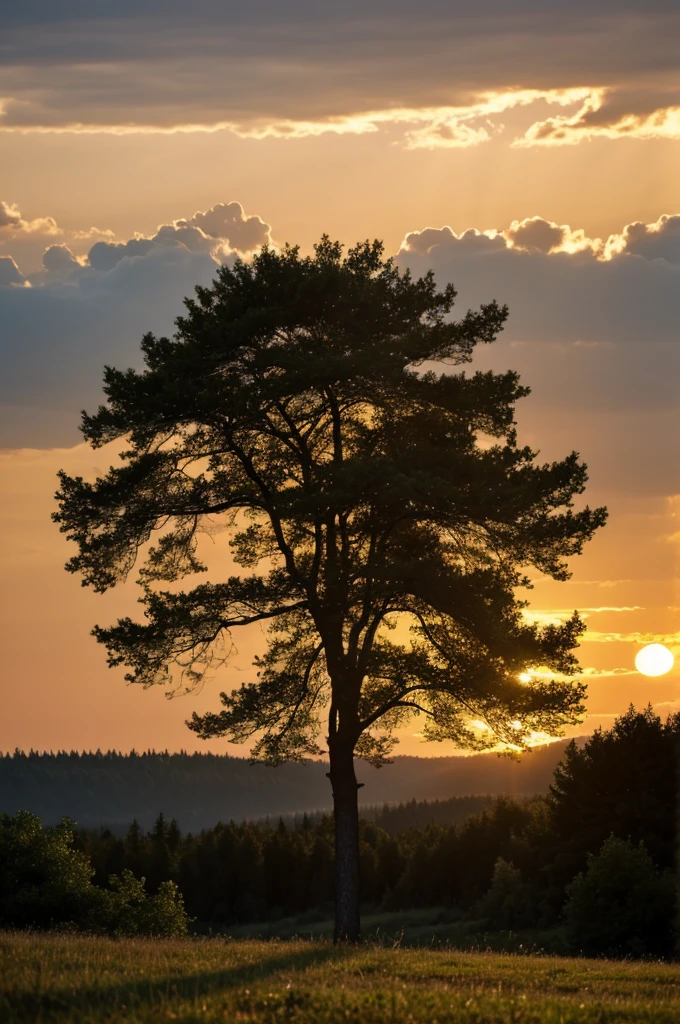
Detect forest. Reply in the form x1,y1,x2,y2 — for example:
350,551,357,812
0,742,572,831
1,706,677,958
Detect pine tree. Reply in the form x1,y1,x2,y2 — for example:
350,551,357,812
55,237,606,940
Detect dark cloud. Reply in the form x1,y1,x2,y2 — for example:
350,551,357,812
397,221,680,494
505,217,566,253
0,3,678,130
87,238,158,272
614,215,680,263
42,244,80,277
0,244,219,447
0,256,24,287
398,223,679,345
0,208,678,503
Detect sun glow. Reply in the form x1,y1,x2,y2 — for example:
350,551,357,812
634,644,675,677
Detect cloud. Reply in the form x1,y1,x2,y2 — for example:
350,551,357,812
0,256,24,287
0,204,679,500
397,218,680,346
518,89,680,146
0,201,22,229
0,4,678,149
0,198,274,446
397,215,680,497
0,199,58,236
605,215,680,263
183,202,271,252
582,631,680,645
504,217,597,256
87,238,158,272
82,202,271,274
41,244,81,279
0,244,220,447
0,200,107,275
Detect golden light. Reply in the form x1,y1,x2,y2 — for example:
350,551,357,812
634,643,675,677
518,672,532,683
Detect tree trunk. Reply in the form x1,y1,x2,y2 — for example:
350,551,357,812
328,741,361,942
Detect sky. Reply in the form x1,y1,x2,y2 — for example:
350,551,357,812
0,0,678,757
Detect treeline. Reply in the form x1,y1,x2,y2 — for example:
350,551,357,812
75,798,542,925
0,743,573,831
2,707,676,956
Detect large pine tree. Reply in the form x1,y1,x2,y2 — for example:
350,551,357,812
55,238,606,940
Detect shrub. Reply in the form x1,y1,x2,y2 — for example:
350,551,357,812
0,811,99,929
104,870,190,936
476,858,533,930
564,834,675,958
0,811,189,935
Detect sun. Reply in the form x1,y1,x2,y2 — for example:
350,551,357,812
634,644,675,677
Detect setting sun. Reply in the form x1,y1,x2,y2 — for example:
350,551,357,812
634,643,675,677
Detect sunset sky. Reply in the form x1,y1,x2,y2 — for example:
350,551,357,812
1,0,678,756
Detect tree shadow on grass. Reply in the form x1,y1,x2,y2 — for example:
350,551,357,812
4,940,351,1020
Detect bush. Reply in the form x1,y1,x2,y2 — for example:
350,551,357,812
476,858,533,930
0,811,99,929
564,834,675,958
0,811,189,935
104,870,190,936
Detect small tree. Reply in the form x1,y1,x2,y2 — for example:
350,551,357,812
545,705,680,904
54,239,606,940
564,835,675,958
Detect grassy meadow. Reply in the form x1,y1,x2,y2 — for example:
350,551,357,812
2,931,680,1024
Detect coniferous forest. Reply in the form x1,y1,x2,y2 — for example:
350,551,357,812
0,742,574,831
1,707,678,958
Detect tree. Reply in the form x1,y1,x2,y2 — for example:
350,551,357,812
542,705,680,909
0,811,190,935
54,238,606,941
564,835,675,958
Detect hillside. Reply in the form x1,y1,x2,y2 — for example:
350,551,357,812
0,740,579,831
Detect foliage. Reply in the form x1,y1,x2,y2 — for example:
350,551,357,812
54,238,604,764
564,835,676,958
104,871,190,937
0,811,99,930
4,933,680,1023
475,857,533,930
74,800,542,924
53,237,606,938
543,704,680,911
0,812,189,936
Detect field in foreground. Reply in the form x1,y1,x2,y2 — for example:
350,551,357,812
2,933,680,1024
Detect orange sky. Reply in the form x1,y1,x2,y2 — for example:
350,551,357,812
0,1,678,755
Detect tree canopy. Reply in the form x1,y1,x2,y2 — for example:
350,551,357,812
54,237,607,939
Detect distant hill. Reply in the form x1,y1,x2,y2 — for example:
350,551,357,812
0,741,581,832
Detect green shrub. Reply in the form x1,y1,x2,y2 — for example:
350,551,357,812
564,834,675,958
0,811,189,936
105,870,190,936
476,857,533,929
0,811,99,929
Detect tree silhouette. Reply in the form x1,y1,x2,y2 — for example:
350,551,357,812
54,238,606,940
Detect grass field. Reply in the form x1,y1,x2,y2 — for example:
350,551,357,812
2,932,680,1023
219,907,569,955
